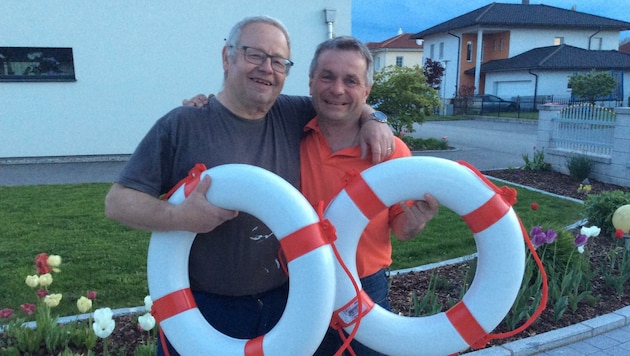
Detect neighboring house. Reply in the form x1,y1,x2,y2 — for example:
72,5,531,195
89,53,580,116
0,1,351,160
366,30,423,72
464,44,630,107
411,2,630,102
621,41,630,54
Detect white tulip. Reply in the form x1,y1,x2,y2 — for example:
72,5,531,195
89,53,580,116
580,226,601,238
93,307,115,338
144,295,153,312
138,312,156,331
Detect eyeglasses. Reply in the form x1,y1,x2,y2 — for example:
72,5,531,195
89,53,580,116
236,46,293,74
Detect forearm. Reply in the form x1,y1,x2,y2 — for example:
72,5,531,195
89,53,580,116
359,104,376,124
104,183,179,231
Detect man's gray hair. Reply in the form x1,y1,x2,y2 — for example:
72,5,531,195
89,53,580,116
309,36,374,86
224,16,291,59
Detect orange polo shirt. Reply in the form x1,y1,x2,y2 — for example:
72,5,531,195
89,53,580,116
300,117,412,277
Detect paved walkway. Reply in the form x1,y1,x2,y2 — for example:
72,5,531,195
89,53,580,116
2,118,629,354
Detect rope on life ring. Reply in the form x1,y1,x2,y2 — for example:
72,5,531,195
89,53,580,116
147,164,336,356
325,156,526,356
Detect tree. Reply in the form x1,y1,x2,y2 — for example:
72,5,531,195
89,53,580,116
568,70,617,105
422,58,445,90
368,65,442,135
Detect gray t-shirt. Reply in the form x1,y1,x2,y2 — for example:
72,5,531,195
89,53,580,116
117,95,314,296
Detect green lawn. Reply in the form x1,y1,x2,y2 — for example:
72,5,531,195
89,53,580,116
0,180,582,318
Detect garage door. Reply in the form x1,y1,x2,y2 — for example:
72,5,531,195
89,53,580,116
495,80,532,99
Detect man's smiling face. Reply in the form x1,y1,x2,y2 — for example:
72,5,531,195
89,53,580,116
309,48,371,124
222,22,289,114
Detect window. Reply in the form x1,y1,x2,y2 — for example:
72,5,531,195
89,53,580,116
429,44,435,59
554,37,564,46
395,56,403,67
374,57,381,71
439,42,444,59
466,41,473,62
0,47,76,82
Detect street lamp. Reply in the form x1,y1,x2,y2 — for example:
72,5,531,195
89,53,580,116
612,204,630,250
442,60,450,115
324,8,336,39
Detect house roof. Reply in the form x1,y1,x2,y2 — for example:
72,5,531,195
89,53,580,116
411,3,630,38
464,44,630,74
621,41,630,54
366,33,422,50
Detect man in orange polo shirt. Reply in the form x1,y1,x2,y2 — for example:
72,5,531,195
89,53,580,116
302,36,439,356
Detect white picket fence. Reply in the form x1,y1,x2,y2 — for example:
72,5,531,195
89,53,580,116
537,104,630,187
550,104,616,157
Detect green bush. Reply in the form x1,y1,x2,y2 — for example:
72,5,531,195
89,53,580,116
400,136,449,151
566,154,593,182
583,190,630,236
522,148,550,171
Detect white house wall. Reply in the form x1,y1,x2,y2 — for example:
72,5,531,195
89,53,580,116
0,0,350,159
508,28,620,56
422,33,460,99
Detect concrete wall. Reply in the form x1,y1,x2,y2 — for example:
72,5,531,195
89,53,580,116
0,0,350,159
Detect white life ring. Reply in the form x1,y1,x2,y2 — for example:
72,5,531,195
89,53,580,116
325,156,525,356
147,164,336,356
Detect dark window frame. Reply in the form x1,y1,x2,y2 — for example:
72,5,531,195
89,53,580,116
0,47,76,82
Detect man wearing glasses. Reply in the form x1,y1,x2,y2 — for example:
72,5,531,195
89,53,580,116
105,16,393,355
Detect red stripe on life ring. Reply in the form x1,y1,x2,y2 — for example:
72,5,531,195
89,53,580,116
244,336,264,356
462,194,510,233
152,288,197,323
280,222,330,263
345,174,387,220
446,301,488,347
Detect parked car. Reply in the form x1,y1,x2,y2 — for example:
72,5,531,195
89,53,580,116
472,94,520,112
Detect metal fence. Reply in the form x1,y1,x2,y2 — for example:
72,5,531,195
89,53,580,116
515,96,624,111
550,104,616,157
451,95,624,115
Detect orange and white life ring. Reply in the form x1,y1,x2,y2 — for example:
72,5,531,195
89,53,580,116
325,156,525,356
147,164,336,355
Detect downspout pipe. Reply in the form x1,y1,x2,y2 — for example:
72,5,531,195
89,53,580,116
448,31,461,96
528,69,539,108
588,27,602,50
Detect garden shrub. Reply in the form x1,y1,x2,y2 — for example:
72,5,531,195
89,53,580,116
400,136,449,151
566,154,593,182
522,147,550,171
583,190,630,236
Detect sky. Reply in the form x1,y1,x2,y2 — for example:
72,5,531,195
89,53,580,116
352,0,630,43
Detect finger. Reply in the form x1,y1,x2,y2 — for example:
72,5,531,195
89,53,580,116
423,193,440,211
195,175,212,194
371,146,383,164
360,140,369,160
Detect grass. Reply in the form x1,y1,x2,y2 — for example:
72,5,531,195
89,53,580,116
0,180,582,319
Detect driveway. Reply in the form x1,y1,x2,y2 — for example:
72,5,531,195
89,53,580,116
409,119,538,171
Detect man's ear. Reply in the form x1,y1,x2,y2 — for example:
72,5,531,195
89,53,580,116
221,47,230,71
364,85,372,101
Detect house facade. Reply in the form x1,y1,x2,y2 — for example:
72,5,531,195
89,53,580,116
366,30,423,72
0,0,351,160
411,2,630,102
